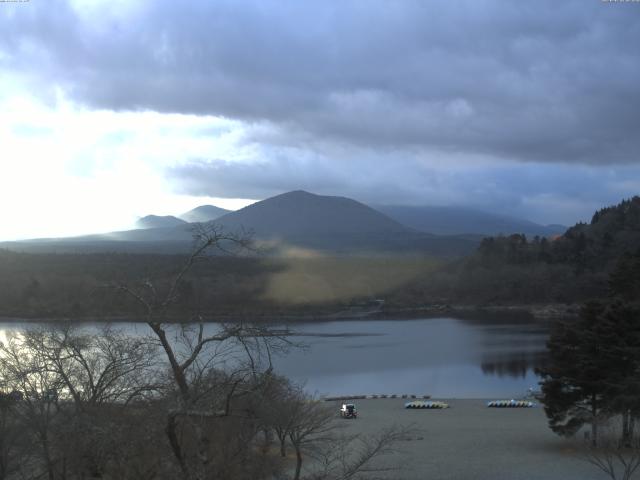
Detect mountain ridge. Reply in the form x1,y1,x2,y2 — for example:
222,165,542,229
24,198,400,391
0,190,578,256
0,190,476,256
375,204,566,237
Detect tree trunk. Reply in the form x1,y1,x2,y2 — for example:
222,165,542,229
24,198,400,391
622,410,630,447
39,429,55,480
591,394,598,447
261,429,272,454
149,324,190,400
194,422,210,473
165,412,189,480
280,438,286,458
44,449,55,480
293,444,302,480
0,435,7,480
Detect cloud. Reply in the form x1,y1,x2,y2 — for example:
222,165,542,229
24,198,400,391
0,94,252,240
169,154,640,225
1,0,639,165
1,0,639,233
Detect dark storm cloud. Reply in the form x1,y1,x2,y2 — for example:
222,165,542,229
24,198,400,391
2,0,640,164
170,157,640,225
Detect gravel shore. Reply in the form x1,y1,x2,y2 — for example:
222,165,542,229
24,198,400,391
331,399,604,480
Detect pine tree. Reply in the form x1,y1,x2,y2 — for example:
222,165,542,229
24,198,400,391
609,250,640,302
598,302,640,446
538,302,611,445
538,301,640,446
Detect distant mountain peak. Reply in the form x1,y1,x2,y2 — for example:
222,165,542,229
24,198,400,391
179,205,230,223
218,190,408,237
135,215,186,230
268,190,328,201
282,189,313,196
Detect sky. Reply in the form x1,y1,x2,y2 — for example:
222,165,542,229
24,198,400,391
0,0,639,240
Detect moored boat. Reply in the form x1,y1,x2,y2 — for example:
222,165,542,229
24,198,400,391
487,399,534,408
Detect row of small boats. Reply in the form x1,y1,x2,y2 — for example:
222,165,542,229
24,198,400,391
405,401,449,409
487,400,535,408
325,394,431,401
404,399,536,409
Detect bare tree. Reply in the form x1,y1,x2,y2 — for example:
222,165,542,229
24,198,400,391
113,223,291,480
308,425,412,480
584,417,640,480
0,391,25,480
287,395,336,480
270,385,412,480
0,324,168,479
22,324,160,409
0,332,64,480
255,373,301,458
31,324,163,478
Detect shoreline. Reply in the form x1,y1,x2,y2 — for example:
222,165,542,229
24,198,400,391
0,302,579,324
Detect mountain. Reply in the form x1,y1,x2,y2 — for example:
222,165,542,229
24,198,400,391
133,205,230,229
1,191,480,256
375,205,566,237
218,190,407,236
179,205,230,223
207,190,480,254
212,190,459,252
135,215,187,229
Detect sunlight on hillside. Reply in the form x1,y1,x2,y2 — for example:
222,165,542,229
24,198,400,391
263,255,439,304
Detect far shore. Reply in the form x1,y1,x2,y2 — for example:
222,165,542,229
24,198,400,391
0,302,579,324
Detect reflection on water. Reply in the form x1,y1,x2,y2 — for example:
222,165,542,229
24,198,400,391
480,351,547,379
0,316,549,398
272,317,549,398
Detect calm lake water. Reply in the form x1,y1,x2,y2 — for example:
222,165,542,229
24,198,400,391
0,316,549,398
273,317,549,398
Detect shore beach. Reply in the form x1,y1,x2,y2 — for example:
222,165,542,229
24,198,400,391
331,399,604,480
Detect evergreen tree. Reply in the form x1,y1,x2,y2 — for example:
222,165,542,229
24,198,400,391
609,250,640,302
538,301,640,446
538,302,611,445
598,302,640,445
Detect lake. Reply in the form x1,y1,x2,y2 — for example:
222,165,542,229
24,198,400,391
0,316,549,398
274,317,549,398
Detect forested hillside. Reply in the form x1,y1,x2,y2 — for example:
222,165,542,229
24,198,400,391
392,197,640,306
476,196,640,269
0,249,438,319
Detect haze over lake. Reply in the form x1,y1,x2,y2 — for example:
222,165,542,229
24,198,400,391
0,316,548,398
